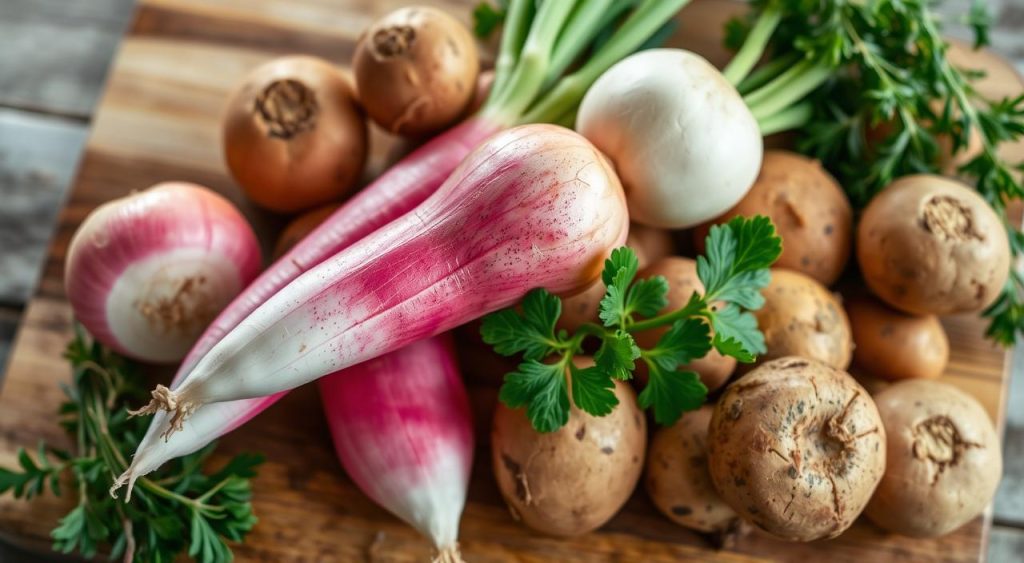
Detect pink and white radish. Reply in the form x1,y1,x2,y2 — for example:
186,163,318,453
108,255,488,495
115,124,628,494
319,334,472,562
65,182,261,363
576,49,763,228
114,0,684,494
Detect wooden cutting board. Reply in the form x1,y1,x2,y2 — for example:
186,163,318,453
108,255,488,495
1,0,1021,561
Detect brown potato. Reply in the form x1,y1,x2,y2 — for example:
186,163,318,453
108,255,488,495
273,204,339,259
754,269,852,370
865,380,1001,537
645,405,740,533
557,225,674,333
857,174,1010,315
708,357,886,541
491,358,646,536
633,257,736,392
945,40,1024,176
694,151,853,285
353,6,479,136
222,56,368,213
846,293,949,381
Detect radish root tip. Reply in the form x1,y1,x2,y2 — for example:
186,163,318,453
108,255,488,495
128,385,196,440
432,544,464,563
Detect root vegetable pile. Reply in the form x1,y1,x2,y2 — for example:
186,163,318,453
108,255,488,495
6,0,1019,560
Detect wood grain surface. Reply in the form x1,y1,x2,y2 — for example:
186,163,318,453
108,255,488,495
0,0,1021,561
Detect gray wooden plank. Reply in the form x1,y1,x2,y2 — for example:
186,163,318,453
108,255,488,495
0,307,19,385
988,526,1024,563
0,109,88,305
939,0,1024,75
0,0,135,118
994,343,1024,526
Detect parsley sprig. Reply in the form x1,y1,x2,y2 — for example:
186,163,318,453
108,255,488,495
481,216,782,432
0,326,262,562
725,0,1024,344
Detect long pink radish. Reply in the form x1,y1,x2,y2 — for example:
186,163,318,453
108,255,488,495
318,334,472,562
118,118,496,484
117,124,627,495
116,0,687,495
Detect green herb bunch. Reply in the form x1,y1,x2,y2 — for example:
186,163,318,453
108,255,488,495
0,327,262,562
726,0,1024,343
481,216,782,432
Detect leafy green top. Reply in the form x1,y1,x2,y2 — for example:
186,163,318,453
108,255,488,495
726,0,1024,344
481,216,782,432
0,327,262,562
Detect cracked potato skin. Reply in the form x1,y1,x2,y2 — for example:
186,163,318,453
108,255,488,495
865,380,1002,537
490,358,647,537
753,269,852,370
645,405,740,533
707,357,886,541
856,174,1010,315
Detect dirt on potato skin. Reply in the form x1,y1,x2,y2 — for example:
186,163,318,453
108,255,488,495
490,360,647,537
751,269,852,372
707,357,886,542
645,405,740,534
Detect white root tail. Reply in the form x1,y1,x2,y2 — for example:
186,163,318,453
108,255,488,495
432,544,464,563
127,384,196,440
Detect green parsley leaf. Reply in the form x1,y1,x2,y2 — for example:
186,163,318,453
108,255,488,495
569,363,618,417
627,275,670,317
602,246,640,288
594,329,641,380
698,215,782,300
481,288,562,360
598,268,630,327
637,363,707,426
644,317,712,371
499,360,570,433
472,1,507,39
708,303,765,362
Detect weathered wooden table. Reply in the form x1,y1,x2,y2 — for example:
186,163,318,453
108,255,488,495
2,0,1024,560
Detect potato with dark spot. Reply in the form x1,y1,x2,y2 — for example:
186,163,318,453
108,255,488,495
865,380,1001,537
353,7,478,136
646,405,740,533
846,293,949,381
753,269,852,370
694,151,852,286
633,257,736,392
557,225,674,333
707,357,886,541
857,174,1010,315
491,358,646,536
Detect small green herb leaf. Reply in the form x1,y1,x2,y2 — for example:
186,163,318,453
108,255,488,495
472,1,507,39
708,303,765,362
481,288,562,360
569,363,618,417
627,275,670,318
598,271,630,327
645,317,712,371
602,246,639,288
698,215,782,299
594,329,641,380
637,363,707,426
499,360,570,433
